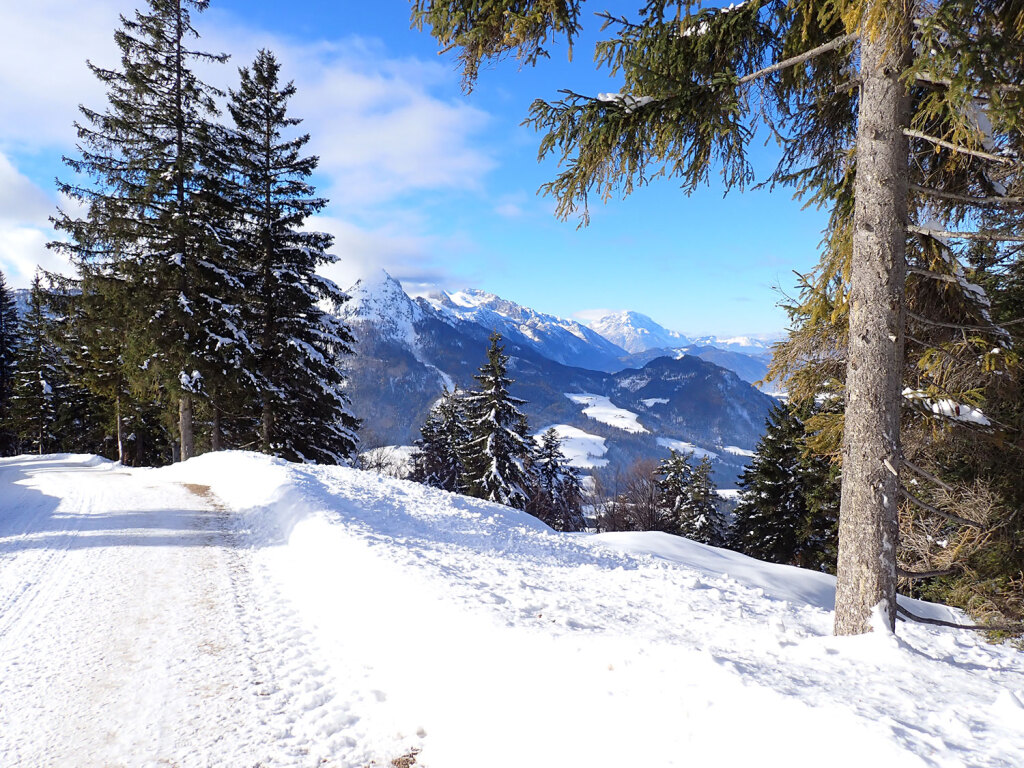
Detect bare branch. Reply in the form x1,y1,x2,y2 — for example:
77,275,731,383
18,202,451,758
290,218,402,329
906,309,1006,334
900,487,983,529
910,183,1024,207
908,224,1024,242
738,32,859,85
902,459,955,493
904,128,1015,165
897,569,958,581
907,266,963,285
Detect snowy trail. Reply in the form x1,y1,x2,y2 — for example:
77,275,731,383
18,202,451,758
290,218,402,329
0,455,359,767
2,452,1023,768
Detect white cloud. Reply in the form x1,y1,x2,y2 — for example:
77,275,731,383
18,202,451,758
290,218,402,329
572,308,618,326
309,215,474,294
0,4,495,205
0,152,73,287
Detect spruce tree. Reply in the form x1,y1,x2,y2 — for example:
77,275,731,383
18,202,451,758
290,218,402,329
52,0,243,462
411,0,1024,634
10,275,62,455
655,449,694,536
412,387,471,492
527,428,586,531
677,455,727,547
226,49,358,464
464,333,532,509
0,269,19,456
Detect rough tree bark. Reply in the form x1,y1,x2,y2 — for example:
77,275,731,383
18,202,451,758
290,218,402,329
179,394,194,461
834,5,912,635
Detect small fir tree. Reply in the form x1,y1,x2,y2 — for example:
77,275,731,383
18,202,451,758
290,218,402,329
655,449,694,535
731,403,841,571
226,49,358,464
464,333,532,509
412,387,471,492
0,269,19,455
527,428,586,532
677,455,727,547
10,275,62,454
731,403,807,563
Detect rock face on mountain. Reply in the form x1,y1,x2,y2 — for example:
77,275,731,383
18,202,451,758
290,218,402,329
338,271,776,484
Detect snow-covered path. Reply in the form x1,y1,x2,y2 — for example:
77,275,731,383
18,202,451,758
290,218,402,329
0,455,360,767
1,452,1023,768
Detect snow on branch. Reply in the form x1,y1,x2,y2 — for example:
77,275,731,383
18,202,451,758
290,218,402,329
902,388,991,427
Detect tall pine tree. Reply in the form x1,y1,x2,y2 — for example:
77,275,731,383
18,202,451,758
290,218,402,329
52,0,244,462
464,333,532,509
226,49,358,464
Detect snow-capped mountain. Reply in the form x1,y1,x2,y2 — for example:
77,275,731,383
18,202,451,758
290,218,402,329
336,271,775,482
588,310,691,354
423,287,628,372
341,270,425,347
689,334,778,355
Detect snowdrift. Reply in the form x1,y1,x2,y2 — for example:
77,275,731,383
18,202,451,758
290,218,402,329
160,451,1024,767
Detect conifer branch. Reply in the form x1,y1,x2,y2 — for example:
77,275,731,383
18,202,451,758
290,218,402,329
738,32,859,85
904,129,1014,165
900,487,983,529
907,224,1024,242
909,184,1023,207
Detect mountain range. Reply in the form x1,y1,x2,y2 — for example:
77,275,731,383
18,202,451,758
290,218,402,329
337,271,779,484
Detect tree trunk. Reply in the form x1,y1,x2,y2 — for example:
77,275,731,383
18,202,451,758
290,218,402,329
115,394,124,464
211,404,222,452
179,394,194,461
261,393,272,454
834,7,912,635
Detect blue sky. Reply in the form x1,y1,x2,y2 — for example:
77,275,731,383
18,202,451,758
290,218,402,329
0,1,828,337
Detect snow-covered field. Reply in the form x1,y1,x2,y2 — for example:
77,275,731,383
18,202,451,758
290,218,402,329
565,392,649,433
534,423,609,468
657,436,720,460
1,452,1022,767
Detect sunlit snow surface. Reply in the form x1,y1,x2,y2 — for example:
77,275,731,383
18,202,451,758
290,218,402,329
1,452,1023,768
533,424,609,468
565,392,649,433
657,436,720,461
